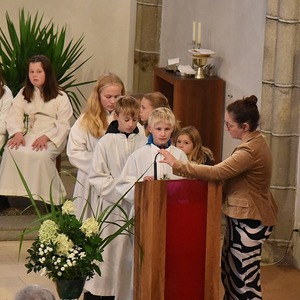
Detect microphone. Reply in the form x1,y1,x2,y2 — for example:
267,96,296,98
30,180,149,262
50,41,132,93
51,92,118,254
153,152,160,180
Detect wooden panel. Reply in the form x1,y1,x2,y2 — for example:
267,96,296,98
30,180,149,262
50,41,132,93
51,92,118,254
134,181,167,300
204,182,222,300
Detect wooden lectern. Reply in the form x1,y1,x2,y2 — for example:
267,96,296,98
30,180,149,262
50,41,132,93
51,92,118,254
134,179,222,300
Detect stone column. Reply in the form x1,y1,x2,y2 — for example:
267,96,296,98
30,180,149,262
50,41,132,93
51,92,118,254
261,0,300,239
132,0,162,93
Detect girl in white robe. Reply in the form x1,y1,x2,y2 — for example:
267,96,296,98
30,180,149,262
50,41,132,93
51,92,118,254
0,55,73,205
85,96,147,300
0,77,13,151
66,73,125,220
0,70,13,211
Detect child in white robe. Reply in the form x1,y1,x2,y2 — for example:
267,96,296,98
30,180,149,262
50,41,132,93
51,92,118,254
83,96,147,300
67,73,125,219
0,55,73,205
117,107,188,203
114,107,188,300
0,69,13,212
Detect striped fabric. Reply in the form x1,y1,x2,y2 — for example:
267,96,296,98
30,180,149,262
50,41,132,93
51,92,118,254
221,217,273,300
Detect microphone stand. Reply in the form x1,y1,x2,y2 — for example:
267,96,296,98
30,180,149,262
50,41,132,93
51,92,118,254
153,152,160,180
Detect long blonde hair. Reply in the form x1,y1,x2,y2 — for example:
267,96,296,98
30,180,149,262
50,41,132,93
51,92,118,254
174,126,214,164
80,73,125,138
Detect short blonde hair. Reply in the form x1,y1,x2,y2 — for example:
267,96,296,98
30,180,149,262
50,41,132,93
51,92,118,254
148,107,176,128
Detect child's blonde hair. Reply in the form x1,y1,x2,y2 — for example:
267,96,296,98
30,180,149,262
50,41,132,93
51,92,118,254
148,107,176,128
80,73,125,138
114,96,140,117
174,126,214,164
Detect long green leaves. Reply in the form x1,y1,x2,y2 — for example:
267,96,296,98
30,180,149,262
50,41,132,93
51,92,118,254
0,8,95,118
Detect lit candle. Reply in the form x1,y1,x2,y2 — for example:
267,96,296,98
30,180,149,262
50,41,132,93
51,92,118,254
197,22,202,45
192,21,196,42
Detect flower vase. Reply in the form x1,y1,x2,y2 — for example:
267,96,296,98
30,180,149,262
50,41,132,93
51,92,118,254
55,278,86,300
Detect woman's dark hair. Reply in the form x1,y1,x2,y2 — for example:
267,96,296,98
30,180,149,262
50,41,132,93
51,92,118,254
23,55,62,102
226,95,260,131
0,67,5,98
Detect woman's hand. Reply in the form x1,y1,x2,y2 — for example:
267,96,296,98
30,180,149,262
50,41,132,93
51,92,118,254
159,149,177,167
143,176,154,181
32,134,50,151
7,132,25,150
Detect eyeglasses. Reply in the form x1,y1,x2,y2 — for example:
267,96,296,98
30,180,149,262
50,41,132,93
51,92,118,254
224,120,234,130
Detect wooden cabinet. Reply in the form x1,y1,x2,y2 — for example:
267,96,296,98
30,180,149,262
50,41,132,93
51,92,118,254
154,68,225,163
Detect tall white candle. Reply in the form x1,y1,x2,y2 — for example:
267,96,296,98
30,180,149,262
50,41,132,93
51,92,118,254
192,21,196,42
198,22,202,45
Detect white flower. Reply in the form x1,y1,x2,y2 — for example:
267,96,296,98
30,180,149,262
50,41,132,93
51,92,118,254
80,217,99,237
39,220,59,244
62,200,76,215
54,234,74,256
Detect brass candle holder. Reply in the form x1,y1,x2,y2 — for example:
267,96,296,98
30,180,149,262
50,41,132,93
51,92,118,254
188,48,215,79
192,54,209,79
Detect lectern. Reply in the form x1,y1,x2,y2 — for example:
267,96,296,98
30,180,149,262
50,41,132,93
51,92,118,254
134,179,222,300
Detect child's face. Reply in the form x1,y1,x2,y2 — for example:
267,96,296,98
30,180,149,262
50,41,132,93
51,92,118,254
149,121,173,147
99,84,122,113
175,134,194,155
29,62,46,90
139,98,153,123
116,112,139,134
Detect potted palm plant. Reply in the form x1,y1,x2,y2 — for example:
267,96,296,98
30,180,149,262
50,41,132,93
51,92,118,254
0,8,95,117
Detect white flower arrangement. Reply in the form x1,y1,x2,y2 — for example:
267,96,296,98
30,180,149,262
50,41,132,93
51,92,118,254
22,199,133,281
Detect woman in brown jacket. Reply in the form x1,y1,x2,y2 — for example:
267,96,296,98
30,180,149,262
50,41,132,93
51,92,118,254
160,95,278,300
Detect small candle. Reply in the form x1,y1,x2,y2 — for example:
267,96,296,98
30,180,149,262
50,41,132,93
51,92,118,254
197,22,202,45
192,21,196,42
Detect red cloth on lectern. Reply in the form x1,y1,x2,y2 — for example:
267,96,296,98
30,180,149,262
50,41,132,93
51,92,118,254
165,179,208,300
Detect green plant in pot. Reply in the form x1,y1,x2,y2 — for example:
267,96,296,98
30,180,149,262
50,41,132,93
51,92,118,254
0,8,95,117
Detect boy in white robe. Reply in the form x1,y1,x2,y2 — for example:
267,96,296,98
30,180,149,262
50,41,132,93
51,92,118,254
114,107,188,300
117,107,188,203
83,96,147,300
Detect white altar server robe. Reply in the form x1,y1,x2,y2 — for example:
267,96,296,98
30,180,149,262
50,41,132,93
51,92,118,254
85,126,146,300
0,87,73,204
66,112,114,219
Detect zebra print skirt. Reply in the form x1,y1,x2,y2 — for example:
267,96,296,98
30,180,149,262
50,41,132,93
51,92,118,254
221,217,273,300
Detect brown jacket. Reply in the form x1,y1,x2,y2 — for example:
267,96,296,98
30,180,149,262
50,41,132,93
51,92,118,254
172,131,278,226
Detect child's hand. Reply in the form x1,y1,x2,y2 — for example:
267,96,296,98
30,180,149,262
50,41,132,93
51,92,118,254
7,132,25,150
143,176,154,181
31,134,50,151
159,149,176,167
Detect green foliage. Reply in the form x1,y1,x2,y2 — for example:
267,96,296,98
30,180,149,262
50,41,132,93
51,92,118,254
0,8,96,117
12,152,135,281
